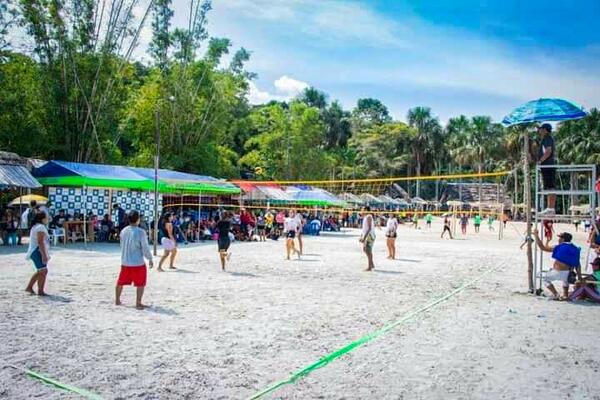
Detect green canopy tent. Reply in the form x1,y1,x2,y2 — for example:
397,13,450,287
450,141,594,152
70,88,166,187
34,161,239,195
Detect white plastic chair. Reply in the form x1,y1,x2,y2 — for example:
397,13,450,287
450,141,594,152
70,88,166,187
50,228,65,246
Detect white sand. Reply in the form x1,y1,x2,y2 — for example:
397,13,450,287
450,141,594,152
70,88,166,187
1,219,599,399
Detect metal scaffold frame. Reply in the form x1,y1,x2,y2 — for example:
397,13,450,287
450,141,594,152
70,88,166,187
534,164,597,293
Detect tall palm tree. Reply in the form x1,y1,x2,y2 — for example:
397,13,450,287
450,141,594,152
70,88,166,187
446,115,472,172
453,116,502,207
556,108,600,165
556,108,600,208
407,107,442,197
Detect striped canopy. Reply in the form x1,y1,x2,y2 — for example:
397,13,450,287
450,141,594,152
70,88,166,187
502,98,587,126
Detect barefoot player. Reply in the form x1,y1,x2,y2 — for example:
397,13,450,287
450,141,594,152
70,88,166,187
360,207,376,271
116,211,153,310
25,211,50,296
157,212,178,271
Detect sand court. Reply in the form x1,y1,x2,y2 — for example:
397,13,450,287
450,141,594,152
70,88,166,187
1,219,599,399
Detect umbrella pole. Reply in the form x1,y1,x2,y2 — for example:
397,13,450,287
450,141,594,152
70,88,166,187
197,191,201,243
83,186,87,248
523,130,534,292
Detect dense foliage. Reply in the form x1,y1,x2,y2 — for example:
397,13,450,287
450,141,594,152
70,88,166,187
1,1,598,188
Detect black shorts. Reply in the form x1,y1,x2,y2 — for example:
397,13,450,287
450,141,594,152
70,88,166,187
286,231,296,239
386,232,397,238
218,237,230,251
541,167,556,189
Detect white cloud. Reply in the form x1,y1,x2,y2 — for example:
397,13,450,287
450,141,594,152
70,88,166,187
83,0,598,118
247,75,309,104
273,75,309,96
218,0,406,48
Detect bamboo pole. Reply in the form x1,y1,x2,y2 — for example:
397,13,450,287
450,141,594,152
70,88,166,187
523,130,534,292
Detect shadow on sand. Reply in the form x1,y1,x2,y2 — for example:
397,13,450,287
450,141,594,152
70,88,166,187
228,271,258,278
40,294,73,303
173,268,199,274
395,258,422,263
145,305,178,315
374,269,405,275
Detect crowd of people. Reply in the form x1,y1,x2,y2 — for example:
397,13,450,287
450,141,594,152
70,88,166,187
8,123,600,309
13,200,600,308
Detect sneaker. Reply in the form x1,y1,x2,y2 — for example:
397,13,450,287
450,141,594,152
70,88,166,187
537,208,556,217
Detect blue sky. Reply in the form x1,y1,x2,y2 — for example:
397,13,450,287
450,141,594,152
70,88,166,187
163,1,600,122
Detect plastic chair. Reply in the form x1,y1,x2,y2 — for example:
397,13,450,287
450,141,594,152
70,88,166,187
50,228,65,246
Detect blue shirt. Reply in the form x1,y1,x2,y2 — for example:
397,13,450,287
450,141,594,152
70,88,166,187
552,242,580,268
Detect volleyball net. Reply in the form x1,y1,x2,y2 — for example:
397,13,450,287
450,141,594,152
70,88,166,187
163,170,514,215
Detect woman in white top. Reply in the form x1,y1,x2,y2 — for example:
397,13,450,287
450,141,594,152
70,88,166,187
25,211,50,295
284,211,301,260
385,214,399,259
293,210,304,255
359,207,376,271
157,212,178,271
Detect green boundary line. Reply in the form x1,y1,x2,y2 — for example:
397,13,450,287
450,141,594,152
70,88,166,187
249,266,497,399
5,365,103,399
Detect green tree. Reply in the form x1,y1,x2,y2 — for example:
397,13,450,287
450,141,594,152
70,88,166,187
352,98,391,130
350,122,415,178
556,108,600,165
240,102,332,180
149,0,174,71
407,106,442,196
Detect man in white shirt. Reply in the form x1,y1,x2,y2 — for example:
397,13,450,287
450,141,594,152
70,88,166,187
116,210,153,310
359,207,376,271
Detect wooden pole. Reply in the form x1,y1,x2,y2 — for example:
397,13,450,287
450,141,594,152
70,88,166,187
523,130,534,292
153,109,160,256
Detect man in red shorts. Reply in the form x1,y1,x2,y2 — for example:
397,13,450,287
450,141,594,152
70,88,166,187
116,210,153,310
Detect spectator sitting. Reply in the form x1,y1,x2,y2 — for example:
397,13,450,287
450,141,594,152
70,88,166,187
99,214,115,242
309,218,322,235
570,257,600,302
533,229,582,300
113,204,127,234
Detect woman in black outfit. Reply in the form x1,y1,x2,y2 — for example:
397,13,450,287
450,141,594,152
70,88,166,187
216,212,232,271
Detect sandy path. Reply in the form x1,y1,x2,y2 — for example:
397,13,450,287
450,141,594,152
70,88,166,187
0,220,599,399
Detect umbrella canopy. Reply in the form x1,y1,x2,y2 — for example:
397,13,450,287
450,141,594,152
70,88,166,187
286,187,345,207
235,181,292,203
34,161,239,195
411,196,428,205
446,200,465,207
338,192,363,205
377,194,396,204
9,194,48,206
360,193,383,205
502,98,587,126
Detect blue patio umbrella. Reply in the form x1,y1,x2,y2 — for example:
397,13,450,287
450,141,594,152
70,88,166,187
502,98,587,126
502,97,588,293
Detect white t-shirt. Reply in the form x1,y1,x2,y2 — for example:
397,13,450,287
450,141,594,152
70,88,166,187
284,217,298,233
386,217,398,234
361,214,375,240
293,214,303,230
26,223,50,260
20,208,30,229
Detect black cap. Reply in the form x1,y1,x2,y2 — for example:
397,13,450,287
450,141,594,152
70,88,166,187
540,123,552,133
558,232,572,242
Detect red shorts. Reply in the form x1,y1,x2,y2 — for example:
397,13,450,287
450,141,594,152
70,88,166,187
117,265,147,287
